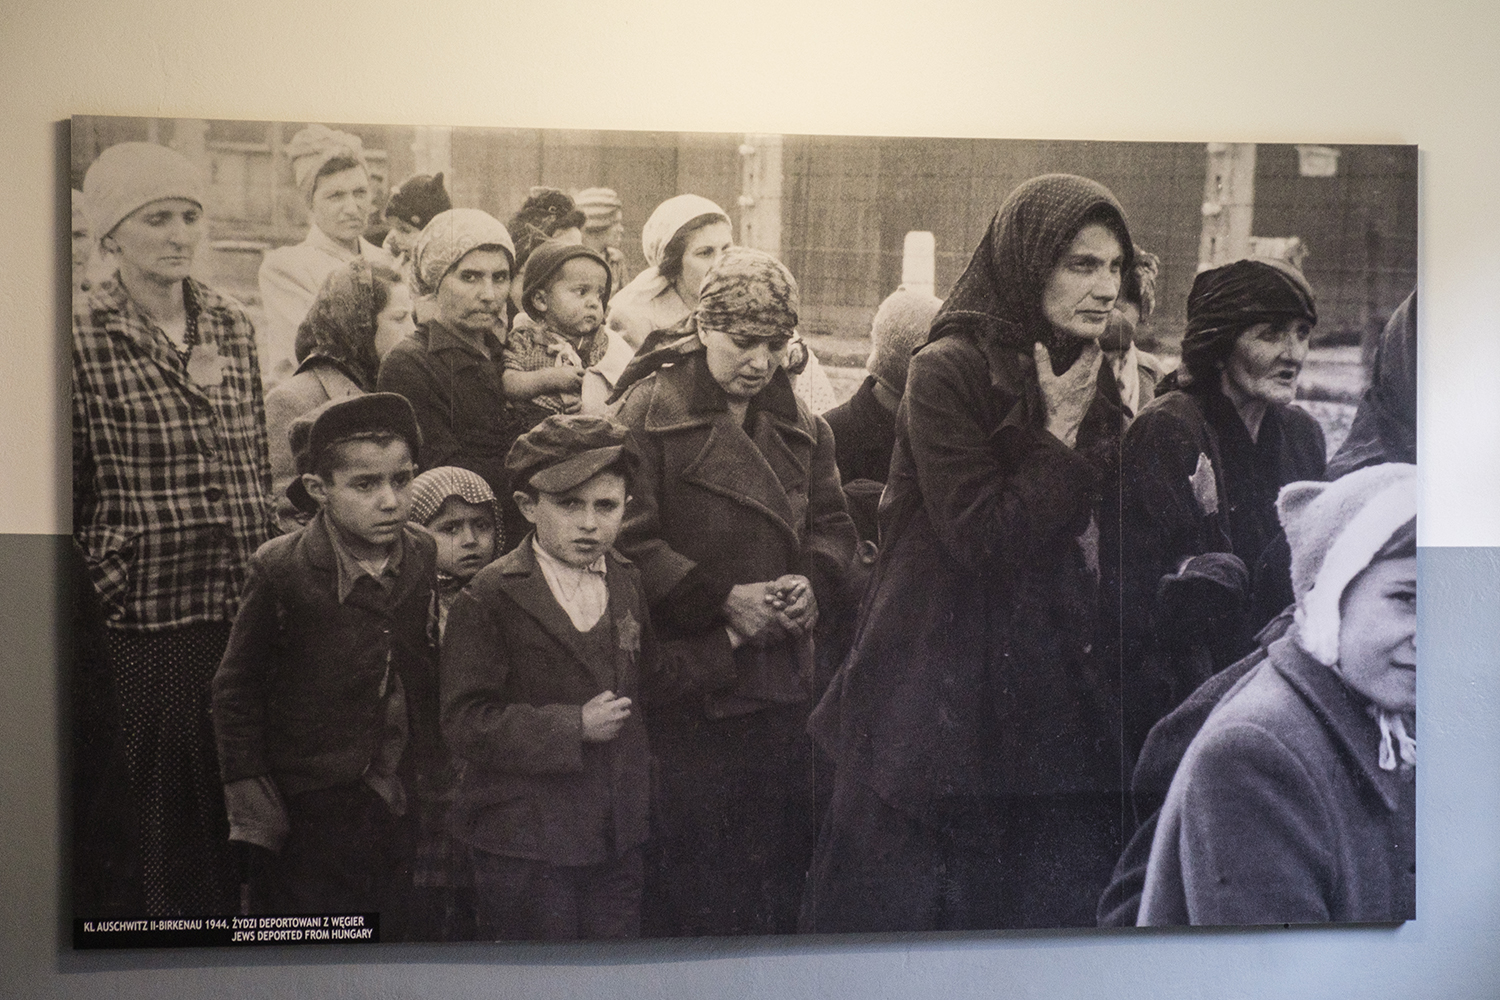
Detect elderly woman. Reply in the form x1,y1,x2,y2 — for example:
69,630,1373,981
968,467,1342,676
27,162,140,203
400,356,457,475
73,142,276,915
266,259,414,532
804,174,1135,932
1138,463,1416,925
258,124,396,383
1110,258,1326,769
609,247,855,936
606,194,837,414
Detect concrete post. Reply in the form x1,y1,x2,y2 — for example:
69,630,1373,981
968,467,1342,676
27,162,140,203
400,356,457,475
902,231,936,296
1198,142,1256,271
737,134,783,256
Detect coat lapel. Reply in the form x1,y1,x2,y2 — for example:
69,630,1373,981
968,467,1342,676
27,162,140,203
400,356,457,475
648,356,808,546
497,541,615,692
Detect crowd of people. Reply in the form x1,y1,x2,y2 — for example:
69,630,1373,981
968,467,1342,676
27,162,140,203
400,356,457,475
71,128,1418,941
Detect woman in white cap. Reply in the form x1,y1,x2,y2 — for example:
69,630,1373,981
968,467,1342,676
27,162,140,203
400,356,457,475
257,124,395,383
1137,463,1416,925
74,141,277,917
605,194,838,414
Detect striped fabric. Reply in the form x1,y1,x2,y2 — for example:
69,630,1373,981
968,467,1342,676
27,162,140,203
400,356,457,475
73,274,276,630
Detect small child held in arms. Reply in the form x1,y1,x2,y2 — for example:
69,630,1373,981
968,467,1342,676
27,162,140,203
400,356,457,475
501,241,614,434
409,466,503,638
212,394,441,939
441,414,654,940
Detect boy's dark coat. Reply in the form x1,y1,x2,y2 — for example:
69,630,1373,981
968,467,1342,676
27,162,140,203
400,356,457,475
441,541,653,867
212,513,441,795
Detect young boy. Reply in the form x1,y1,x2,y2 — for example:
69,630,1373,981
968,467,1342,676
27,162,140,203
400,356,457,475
501,240,614,433
440,414,653,940
212,393,441,938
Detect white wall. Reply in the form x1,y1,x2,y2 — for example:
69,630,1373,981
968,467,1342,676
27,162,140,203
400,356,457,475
4,2,1500,996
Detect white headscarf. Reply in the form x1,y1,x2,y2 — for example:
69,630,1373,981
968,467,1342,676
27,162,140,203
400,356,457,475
609,194,730,316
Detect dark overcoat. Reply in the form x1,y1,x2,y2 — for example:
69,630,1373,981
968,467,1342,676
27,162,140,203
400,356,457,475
212,514,442,797
811,316,1124,811
611,352,855,717
441,541,653,867
1138,634,1416,925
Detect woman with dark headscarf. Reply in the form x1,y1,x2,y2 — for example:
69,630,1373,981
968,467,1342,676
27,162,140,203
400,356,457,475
803,174,1135,932
266,258,413,532
609,247,856,936
1109,257,1326,771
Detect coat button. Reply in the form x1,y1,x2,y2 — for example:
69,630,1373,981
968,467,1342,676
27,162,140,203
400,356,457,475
205,487,223,502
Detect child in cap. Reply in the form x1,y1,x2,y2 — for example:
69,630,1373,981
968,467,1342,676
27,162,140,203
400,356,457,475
212,393,442,938
409,466,503,639
501,240,614,434
441,413,654,940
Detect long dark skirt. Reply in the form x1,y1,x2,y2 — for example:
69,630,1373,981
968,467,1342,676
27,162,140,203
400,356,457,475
801,776,1122,932
106,622,237,916
643,701,815,937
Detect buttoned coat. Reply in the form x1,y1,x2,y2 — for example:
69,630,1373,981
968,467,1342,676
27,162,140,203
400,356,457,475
211,514,441,798
610,353,856,716
441,541,653,867
1138,635,1416,925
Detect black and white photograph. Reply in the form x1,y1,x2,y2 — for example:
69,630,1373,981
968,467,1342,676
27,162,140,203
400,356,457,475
68,115,1417,946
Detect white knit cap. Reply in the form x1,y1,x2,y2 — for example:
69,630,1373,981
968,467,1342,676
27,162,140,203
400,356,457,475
1279,462,1417,666
82,142,205,240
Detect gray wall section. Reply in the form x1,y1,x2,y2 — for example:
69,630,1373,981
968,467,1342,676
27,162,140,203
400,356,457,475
4,536,1498,997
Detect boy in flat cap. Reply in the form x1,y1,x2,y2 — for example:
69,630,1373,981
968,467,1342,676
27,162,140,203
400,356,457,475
440,414,655,940
212,393,442,937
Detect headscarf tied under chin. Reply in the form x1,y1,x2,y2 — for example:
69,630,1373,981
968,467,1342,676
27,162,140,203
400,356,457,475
1278,462,1417,770
294,259,385,390
928,173,1133,375
609,195,731,310
608,247,799,402
285,124,368,205
1180,257,1317,379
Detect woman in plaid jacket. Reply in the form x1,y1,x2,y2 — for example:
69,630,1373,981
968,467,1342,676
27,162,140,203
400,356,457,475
73,142,276,916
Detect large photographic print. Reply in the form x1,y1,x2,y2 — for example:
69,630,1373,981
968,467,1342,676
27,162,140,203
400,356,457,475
69,116,1417,946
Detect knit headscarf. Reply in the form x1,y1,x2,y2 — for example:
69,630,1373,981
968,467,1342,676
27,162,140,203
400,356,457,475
408,465,500,528
1278,463,1417,769
575,187,624,232
1180,257,1317,381
607,247,798,401
412,208,516,297
294,259,391,389
285,124,368,205
928,174,1134,374
82,142,205,241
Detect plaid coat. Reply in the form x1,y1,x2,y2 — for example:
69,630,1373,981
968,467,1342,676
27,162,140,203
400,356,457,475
73,275,276,631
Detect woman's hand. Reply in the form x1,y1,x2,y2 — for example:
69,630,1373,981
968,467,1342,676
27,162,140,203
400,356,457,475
766,574,818,636
581,690,632,743
724,582,787,646
1035,341,1103,448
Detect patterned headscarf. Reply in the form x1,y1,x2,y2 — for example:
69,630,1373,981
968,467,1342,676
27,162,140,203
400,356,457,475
1181,257,1317,380
412,209,516,297
575,187,624,231
694,246,799,339
929,173,1134,373
408,465,500,527
607,248,799,402
285,124,368,204
294,259,389,390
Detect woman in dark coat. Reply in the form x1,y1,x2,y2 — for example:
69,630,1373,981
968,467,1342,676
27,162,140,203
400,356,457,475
609,247,856,936
803,174,1135,932
1109,258,1326,771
